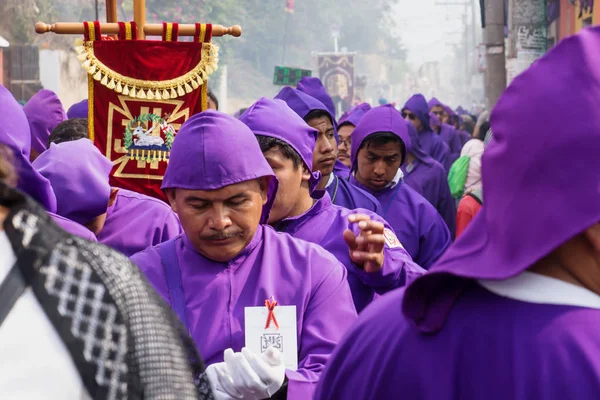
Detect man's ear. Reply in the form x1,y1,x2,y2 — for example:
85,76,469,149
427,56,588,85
301,165,312,182
165,188,178,212
584,223,600,252
108,188,119,207
258,176,270,205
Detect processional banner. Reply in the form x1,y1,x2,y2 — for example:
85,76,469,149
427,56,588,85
76,21,218,201
317,53,355,112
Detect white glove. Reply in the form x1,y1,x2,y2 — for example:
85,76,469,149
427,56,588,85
222,347,286,400
205,361,243,400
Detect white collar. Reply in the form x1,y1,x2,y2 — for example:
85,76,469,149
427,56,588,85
350,169,404,189
478,271,600,310
324,173,335,189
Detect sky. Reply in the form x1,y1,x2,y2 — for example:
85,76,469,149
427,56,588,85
393,0,482,68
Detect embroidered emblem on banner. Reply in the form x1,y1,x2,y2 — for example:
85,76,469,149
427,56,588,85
384,228,403,249
107,96,190,179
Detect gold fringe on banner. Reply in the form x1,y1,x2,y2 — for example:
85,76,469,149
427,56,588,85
75,40,219,100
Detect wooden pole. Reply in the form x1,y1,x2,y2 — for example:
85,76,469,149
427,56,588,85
106,0,118,23
35,22,243,37
133,0,146,39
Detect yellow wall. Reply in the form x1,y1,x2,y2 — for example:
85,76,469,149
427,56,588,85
574,4,595,32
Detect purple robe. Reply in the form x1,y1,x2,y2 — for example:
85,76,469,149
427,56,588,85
350,104,451,269
296,76,337,120
136,110,357,399
439,123,462,165
0,85,57,212
402,123,456,237
404,94,450,171
240,97,417,311
273,192,423,312
33,139,112,226
34,139,180,257
315,27,600,400
23,89,66,155
326,175,383,215
98,188,181,257
66,99,88,119
49,212,97,241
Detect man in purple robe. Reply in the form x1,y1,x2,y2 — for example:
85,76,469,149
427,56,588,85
349,104,452,269
131,111,357,400
315,27,600,400
275,87,383,215
35,120,181,256
296,76,350,178
337,103,371,170
403,94,451,171
0,85,96,241
429,99,463,165
23,89,67,161
240,97,424,312
66,99,88,119
402,121,456,237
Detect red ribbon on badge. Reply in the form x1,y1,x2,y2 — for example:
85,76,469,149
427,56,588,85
264,297,280,330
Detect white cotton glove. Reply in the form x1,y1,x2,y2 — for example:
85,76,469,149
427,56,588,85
222,347,286,400
205,361,243,400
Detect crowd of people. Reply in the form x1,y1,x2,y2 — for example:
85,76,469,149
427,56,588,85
1,25,600,400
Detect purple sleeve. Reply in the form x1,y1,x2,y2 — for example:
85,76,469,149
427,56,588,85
286,251,358,400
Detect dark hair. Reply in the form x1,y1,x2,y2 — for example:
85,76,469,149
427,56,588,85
207,90,219,110
477,121,490,141
358,131,406,162
256,135,303,169
0,144,17,186
304,109,332,126
48,118,89,146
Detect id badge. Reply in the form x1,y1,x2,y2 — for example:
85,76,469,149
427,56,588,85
244,298,298,370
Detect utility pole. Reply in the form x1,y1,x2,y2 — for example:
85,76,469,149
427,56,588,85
507,0,547,83
483,0,506,110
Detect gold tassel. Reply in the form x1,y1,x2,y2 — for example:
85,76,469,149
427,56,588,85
100,74,108,86
147,90,155,100
78,53,88,62
116,81,123,93
137,88,146,99
177,85,185,97
75,46,85,55
191,79,199,90
74,38,84,47
93,71,102,81
184,82,193,93
206,65,214,74
154,90,162,100
123,85,130,96
82,59,91,69
87,64,97,75
162,89,170,100
130,87,137,98
108,78,116,90
170,88,177,98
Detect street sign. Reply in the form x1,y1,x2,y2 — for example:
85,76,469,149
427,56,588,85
273,66,311,86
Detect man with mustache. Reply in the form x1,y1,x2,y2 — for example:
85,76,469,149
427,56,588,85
240,98,424,313
275,87,383,216
131,111,357,400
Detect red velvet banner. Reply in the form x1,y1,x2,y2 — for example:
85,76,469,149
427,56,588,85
79,22,215,201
